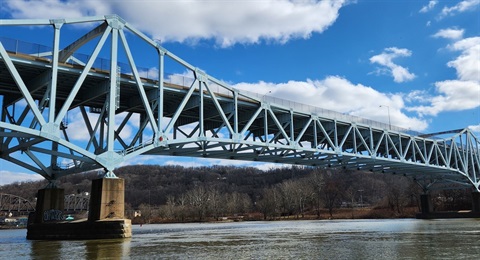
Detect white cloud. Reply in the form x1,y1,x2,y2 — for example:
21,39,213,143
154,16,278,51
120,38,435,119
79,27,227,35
440,0,480,18
420,0,438,13
164,159,205,168
432,28,465,40
408,80,480,116
138,67,159,80
234,76,428,131
369,47,416,83
3,0,348,47
0,170,44,185
408,36,480,117
164,157,291,171
120,154,290,171
3,0,110,19
447,37,480,81
469,124,480,133
166,71,195,86
65,108,135,144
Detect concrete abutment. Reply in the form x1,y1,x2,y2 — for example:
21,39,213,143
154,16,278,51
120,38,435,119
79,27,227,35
472,192,480,213
416,192,480,219
27,178,131,240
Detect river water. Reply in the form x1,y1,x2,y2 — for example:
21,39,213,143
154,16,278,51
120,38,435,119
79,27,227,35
1,219,479,259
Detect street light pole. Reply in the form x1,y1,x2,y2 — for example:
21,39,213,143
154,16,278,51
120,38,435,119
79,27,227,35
379,105,391,130
262,90,272,102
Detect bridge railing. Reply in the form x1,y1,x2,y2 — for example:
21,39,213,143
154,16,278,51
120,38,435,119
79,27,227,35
1,36,423,137
236,88,424,136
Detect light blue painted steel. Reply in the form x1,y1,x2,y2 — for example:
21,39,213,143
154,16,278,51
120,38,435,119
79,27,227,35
0,16,479,191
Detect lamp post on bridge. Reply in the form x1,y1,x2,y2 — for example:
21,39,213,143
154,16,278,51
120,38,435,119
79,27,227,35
262,90,272,103
379,105,391,130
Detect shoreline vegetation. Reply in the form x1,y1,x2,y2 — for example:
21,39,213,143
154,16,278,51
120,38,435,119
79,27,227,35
131,206,420,225
0,207,418,230
1,165,473,227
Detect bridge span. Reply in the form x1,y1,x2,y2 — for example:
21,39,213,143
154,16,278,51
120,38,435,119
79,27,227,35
1,15,478,192
0,193,88,215
0,15,479,238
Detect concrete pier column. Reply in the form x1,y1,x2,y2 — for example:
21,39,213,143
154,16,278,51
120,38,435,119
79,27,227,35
472,192,480,213
420,194,433,215
33,188,65,224
88,178,125,221
28,178,131,240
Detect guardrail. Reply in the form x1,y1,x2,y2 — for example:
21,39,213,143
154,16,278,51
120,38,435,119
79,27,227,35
1,36,424,137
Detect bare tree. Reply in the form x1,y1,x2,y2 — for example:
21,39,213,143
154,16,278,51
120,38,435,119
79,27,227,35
257,187,280,220
226,192,251,216
138,203,152,223
383,175,411,214
307,169,324,218
186,186,209,221
322,170,345,217
207,187,223,220
278,180,297,217
163,195,176,220
176,193,188,222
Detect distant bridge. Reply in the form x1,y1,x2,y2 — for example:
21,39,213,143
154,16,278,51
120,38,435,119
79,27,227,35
0,193,89,214
0,193,35,214
0,15,479,193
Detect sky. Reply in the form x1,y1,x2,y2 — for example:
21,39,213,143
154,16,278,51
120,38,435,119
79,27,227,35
0,0,479,185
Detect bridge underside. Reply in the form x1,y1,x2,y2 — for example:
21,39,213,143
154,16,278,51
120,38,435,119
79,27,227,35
0,16,479,193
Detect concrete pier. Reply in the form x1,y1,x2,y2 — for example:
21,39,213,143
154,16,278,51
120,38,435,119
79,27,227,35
27,178,131,240
472,192,480,213
89,178,125,220
416,192,480,219
419,194,432,215
33,187,65,224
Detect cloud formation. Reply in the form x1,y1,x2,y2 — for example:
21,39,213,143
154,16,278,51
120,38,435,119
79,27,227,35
419,0,438,13
440,0,480,18
432,28,465,40
2,0,348,47
447,37,480,81
234,76,427,131
469,124,480,133
0,170,44,185
369,47,416,83
407,36,480,116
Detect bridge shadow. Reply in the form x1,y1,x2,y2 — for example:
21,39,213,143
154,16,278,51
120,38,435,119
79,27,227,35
30,240,62,259
84,238,131,259
30,238,130,259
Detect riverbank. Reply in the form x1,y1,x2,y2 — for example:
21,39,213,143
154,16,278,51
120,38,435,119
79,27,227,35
132,207,419,224
0,207,421,229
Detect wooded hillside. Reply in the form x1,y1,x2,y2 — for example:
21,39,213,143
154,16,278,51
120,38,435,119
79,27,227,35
0,165,473,222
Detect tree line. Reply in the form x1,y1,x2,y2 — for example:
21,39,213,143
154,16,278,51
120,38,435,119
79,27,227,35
0,165,474,222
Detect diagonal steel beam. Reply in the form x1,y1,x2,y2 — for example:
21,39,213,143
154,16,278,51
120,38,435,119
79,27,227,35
54,26,112,126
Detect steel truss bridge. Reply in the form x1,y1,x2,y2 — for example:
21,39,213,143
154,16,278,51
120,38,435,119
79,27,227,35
0,193,35,214
0,15,479,193
0,193,89,214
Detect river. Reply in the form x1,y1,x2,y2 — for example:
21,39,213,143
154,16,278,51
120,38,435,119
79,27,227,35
1,219,479,259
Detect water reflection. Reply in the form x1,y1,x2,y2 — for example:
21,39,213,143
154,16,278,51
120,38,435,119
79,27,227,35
2,219,480,259
30,240,62,259
85,239,131,259
28,237,130,259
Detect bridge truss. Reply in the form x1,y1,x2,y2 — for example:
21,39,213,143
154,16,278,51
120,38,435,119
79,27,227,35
64,193,89,212
0,193,35,214
0,193,89,214
0,16,479,192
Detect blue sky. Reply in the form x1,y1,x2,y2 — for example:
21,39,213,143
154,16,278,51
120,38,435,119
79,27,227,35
0,0,479,184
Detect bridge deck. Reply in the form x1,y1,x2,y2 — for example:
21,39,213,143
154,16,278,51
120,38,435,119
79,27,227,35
0,16,479,192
